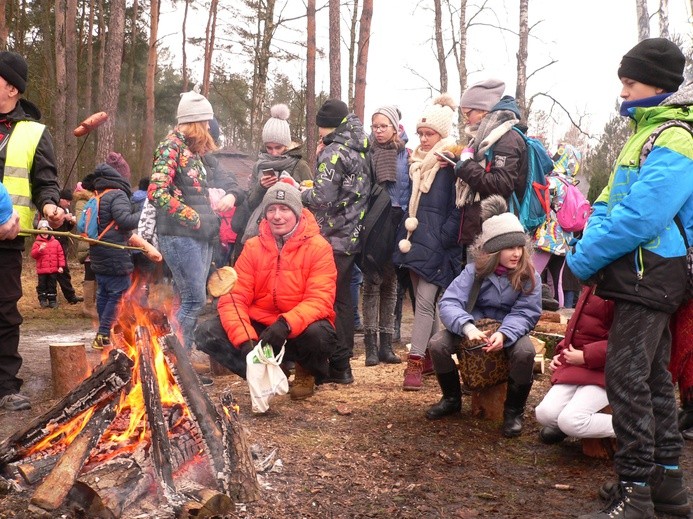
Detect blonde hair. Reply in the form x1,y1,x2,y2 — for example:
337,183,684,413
473,241,536,294
178,122,218,155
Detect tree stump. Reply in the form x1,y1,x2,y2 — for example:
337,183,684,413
582,406,615,459
49,342,90,398
470,383,507,422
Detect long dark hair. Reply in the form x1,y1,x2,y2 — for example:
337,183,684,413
473,240,536,294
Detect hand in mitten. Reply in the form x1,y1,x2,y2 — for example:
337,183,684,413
238,340,256,358
259,317,290,348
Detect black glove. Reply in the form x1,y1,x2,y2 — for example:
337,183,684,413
238,340,256,358
259,317,290,348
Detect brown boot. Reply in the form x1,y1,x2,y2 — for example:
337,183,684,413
290,363,315,400
82,280,98,319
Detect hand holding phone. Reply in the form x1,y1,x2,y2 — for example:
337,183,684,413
262,168,278,178
434,151,456,166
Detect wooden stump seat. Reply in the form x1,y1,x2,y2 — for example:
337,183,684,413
581,406,616,459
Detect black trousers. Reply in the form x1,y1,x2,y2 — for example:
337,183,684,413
0,249,23,397
195,316,337,381
606,300,683,482
56,242,77,301
331,253,356,370
36,273,58,301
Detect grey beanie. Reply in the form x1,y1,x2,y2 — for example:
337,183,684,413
261,181,304,221
177,85,214,124
373,105,400,129
262,104,292,147
460,79,505,112
478,195,526,253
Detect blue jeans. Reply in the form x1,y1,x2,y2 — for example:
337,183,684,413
159,235,213,349
95,273,131,336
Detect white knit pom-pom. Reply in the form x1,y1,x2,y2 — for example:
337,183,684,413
270,103,291,121
399,239,412,253
404,217,418,232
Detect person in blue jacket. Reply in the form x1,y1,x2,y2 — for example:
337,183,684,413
424,195,541,438
568,38,691,519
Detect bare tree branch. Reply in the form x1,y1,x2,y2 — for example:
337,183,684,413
526,59,557,82
529,92,594,140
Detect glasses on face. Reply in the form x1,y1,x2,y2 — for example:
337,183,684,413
371,124,393,132
417,130,438,139
462,109,476,120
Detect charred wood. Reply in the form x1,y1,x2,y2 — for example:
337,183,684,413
220,393,260,502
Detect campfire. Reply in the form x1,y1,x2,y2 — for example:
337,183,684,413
0,285,260,518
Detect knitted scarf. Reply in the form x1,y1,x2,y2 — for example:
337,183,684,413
371,139,402,183
255,152,300,177
455,109,519,208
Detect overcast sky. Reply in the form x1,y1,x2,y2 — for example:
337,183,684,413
161,0,692,151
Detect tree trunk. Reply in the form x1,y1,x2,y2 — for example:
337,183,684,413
328,0,341,99
202,0,218,96
353,0,372,122
96,0,105,115
139,0,159,178
122,0,138,156
0,0,8,49
636,0,650,41
83,0,94,117
95,0,125,162
452,0,469,137
433,0,447,93
515,0,528,122
249,0,276,151
306,0,317,168
658,0,669,38
54,0,67,177
182,0,189,92
347,0,359,108
64,0,78,186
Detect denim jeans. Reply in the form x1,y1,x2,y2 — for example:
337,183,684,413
159,235,213,349
95,273,131,336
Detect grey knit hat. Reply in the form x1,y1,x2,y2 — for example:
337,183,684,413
460,79,505,112
478,195,526,253
373,105,400,129
262,104,292,147
261,181,303,221
177,85,214,124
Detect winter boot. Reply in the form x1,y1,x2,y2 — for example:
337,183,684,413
579,483,654,519
425,371,462,420
402,354,424,391
502,378,533,437
364,332,379,367
421,348,434,376
290,363,315,400
600,466,691,516
325,364,354,384
378,332,401,364
92,333,111,350
82,280,98,319
39,297,49,308
47,294,58,309
539,425,568,445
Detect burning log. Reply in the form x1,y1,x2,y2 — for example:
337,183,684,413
0,349,133,467
29,401,117,512
136,325,175,492
15,455,61,485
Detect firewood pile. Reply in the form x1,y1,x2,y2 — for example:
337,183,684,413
0,302,260,518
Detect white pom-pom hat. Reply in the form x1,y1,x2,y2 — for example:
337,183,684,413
262,103,292,147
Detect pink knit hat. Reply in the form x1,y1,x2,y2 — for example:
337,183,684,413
106,152,131,180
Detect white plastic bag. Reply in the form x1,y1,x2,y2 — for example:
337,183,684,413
246,341,289,413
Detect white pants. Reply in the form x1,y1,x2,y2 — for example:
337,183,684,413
535,383,615,438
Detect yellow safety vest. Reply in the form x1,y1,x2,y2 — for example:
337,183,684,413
2,120,45,233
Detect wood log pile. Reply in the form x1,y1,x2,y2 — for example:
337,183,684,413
0,311,260,518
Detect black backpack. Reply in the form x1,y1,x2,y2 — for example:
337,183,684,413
357,181,396,277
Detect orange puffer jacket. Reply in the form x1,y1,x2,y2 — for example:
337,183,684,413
218,208,337,348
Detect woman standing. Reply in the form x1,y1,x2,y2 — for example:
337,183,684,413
392,94,464,390
149,87,233,350
362,106,410,366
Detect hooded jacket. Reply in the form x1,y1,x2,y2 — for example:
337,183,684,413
455,96,529,244
0,98,60,251
301,113,371,255
89,164,141,276
218,208,337,349
31,234,65,274
567,83,693,313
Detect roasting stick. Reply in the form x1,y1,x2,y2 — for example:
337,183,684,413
20,228,163,263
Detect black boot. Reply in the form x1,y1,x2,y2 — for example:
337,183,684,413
425,371,462,420
364,332,379,367
378,332,401,364
502,378,532,438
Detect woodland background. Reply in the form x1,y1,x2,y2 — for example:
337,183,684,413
0,0,691,200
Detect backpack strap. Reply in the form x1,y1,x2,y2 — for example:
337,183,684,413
639,120,693,166
95,189,116,240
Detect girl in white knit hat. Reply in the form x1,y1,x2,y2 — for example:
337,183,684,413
391,94,465,391
425,195,541,438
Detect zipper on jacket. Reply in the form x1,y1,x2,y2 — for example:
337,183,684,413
634,246,644,292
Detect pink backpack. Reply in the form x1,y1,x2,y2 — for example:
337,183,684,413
555,177,590,232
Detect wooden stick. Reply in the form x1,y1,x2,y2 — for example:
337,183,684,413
21,228,145,252
30,401,116,511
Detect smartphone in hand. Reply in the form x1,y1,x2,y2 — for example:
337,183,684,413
262,168,278,178
434,151,456,166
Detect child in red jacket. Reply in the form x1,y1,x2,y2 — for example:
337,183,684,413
535,285,615,443
30,220,66,308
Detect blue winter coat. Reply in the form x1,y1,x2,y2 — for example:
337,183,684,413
439,263,541,346
392,163,464,288
384,130,411,210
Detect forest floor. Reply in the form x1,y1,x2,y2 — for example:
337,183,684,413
0,258,690,518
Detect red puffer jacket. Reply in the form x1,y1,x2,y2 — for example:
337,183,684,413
551,286,614,388
30,235,66,274
218,208,337,348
